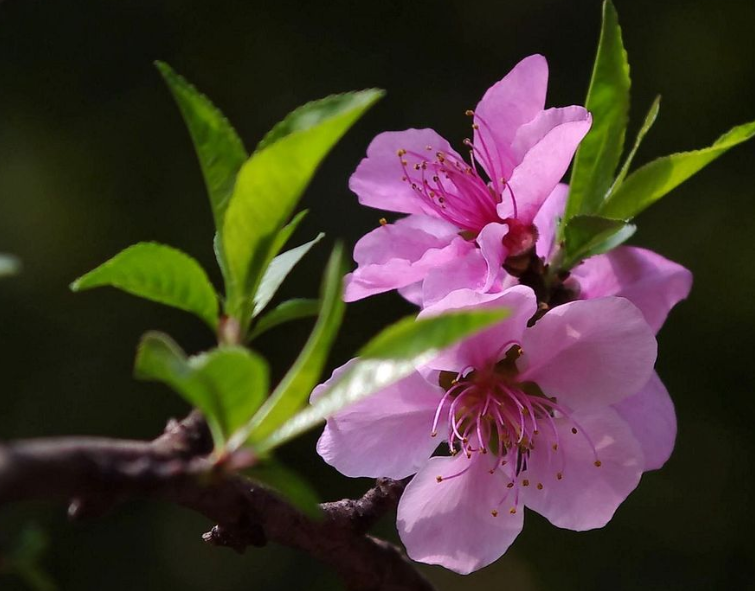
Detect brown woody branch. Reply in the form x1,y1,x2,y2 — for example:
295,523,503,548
0,412,433,591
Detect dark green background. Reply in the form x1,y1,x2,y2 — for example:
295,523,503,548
1,0,753,589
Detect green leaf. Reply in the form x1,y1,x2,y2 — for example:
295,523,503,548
222,90,383,324
156,61,247,233
255,309,509,454
562,215,637,269
229,245,346,450
189,348,270,437
256,91,381,151
71,242,219,329
135,332,269,448
566,0,631,220
0,254,20,277
249,298,320,341
601,120,755,220
253,233,324,317
610,96,661,193
245,459,322,520
134,332,224,444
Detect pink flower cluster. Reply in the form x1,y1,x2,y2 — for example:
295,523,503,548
315,55,692,574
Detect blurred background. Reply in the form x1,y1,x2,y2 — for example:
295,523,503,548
1,0,754,589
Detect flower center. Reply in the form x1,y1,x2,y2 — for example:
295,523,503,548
396,111,518,233
431,345,603,514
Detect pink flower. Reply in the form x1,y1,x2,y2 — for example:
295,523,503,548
344,55,592,303
532,184,694,335
314,287,657,573
528,186,693,470
411,181,690,473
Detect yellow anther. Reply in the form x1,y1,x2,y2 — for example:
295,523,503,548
436,476,443,483
465,109,475,116
537,483,544,490
379,218,387,226
509,507,517,515
522,479,530,487
594,460,602,467
491,509,499,517
397,149,407,156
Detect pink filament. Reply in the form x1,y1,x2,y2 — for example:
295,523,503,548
395,116,522,232
430,354,603,485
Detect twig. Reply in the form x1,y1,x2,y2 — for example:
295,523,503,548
0,414,433,591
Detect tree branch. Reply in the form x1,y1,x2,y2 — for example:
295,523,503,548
0,414,433,591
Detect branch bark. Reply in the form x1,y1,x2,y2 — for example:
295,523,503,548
0,414,433,591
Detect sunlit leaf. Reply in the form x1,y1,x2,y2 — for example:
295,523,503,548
255,309,509,454
229,245,346,450
248,298,320,341
156,61,247,233
245,459,322,520
189,348,270,437
253,233,324,317
71,242,219,329
135,332,269,448
222,90,383,326
566,0,630,220
256,91,381,151
610,96,661,194
601,120,755,220
562,215,636,269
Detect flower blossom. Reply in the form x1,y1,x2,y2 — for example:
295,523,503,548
343,55,592,303
314,287,658,573
408,181,692,473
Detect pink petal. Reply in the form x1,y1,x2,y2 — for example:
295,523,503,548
421,250,491,308
398,281,424,306
533,183,568,260
613,371,676,471
420,286,537,371
498,113,592,223
521,407,644,530
518,297,657,410
571,246,693,334
473,55,549,181
314,361,443,479
510,106,591,165
343,215,473,302
477,222,510,292
397,454,524,574
349,129,464,215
